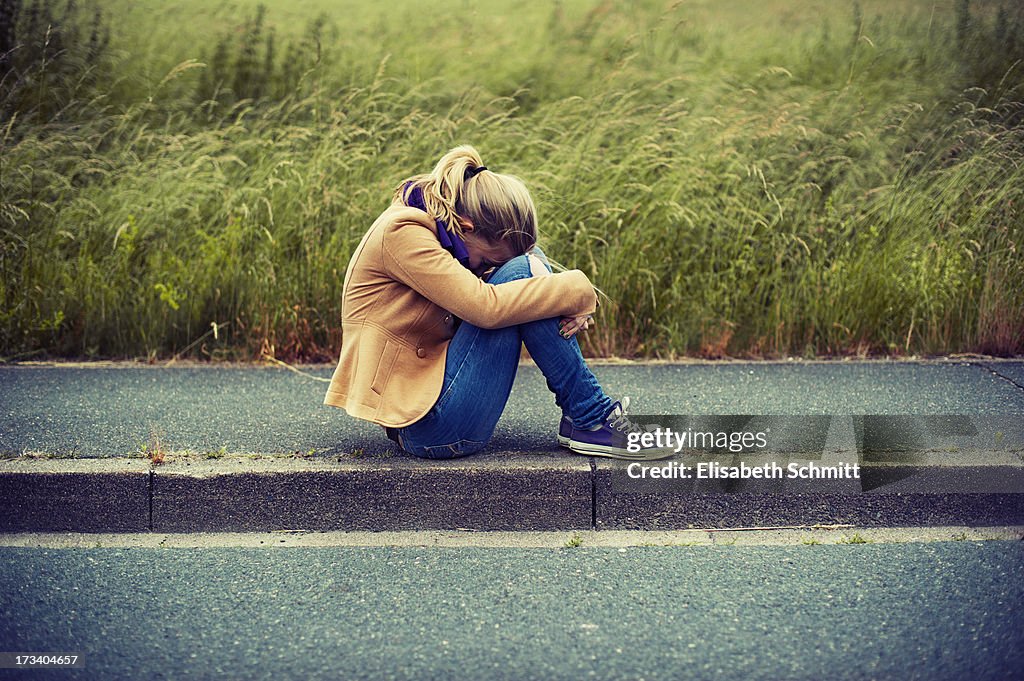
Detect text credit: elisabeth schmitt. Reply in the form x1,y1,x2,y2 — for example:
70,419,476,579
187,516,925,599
624,425,861,480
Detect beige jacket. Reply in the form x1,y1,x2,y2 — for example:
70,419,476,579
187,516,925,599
323,203,598,427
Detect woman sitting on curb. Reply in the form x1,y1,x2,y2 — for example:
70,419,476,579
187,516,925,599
324,145,672,460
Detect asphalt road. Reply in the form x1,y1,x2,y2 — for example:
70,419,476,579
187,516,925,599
1,361,1022,457
1,542,1021,680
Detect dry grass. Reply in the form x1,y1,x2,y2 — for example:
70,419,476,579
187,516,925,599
1,0,1021,360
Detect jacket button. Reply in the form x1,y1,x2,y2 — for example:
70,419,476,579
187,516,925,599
416,347,426,358
444,314,452,323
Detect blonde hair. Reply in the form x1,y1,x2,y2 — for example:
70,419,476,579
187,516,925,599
394,145,537,256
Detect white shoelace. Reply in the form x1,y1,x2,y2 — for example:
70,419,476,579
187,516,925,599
608,396,645,434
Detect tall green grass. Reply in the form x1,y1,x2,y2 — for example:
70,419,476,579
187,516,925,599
1,0,1022,360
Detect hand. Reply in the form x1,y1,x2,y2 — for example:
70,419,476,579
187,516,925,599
559,314,594,339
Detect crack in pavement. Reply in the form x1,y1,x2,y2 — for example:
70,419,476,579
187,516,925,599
975,361,1024,392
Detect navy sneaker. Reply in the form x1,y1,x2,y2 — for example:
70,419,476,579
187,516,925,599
563,398,675,460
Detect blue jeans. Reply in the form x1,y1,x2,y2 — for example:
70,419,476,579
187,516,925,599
390,252,614,459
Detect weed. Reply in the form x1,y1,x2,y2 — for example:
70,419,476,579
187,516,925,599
144,428,166,465
838,533,871,545
802,538,822,546
951,532,968,541
564,533,583,548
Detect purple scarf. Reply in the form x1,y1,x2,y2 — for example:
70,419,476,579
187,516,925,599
403,183,471,269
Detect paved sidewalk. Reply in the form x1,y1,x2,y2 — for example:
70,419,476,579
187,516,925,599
2,360,1023,457
1,360,1022,531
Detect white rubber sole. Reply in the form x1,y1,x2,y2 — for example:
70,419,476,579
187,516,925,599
559,431,675,460
565,440,677,461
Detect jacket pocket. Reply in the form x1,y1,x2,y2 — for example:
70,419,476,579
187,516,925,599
370,340,401,396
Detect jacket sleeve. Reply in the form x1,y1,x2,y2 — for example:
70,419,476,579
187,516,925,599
380,218,597,329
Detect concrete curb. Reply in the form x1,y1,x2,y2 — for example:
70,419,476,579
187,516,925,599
0,458,151,532
152,454,591,532
2,453,1023,532
0,454,593,532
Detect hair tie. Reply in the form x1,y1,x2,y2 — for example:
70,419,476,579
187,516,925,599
464,166,488,181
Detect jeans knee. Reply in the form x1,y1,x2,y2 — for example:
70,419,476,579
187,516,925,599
488,254,533,284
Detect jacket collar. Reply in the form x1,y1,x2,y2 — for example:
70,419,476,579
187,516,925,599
402,183,471,269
